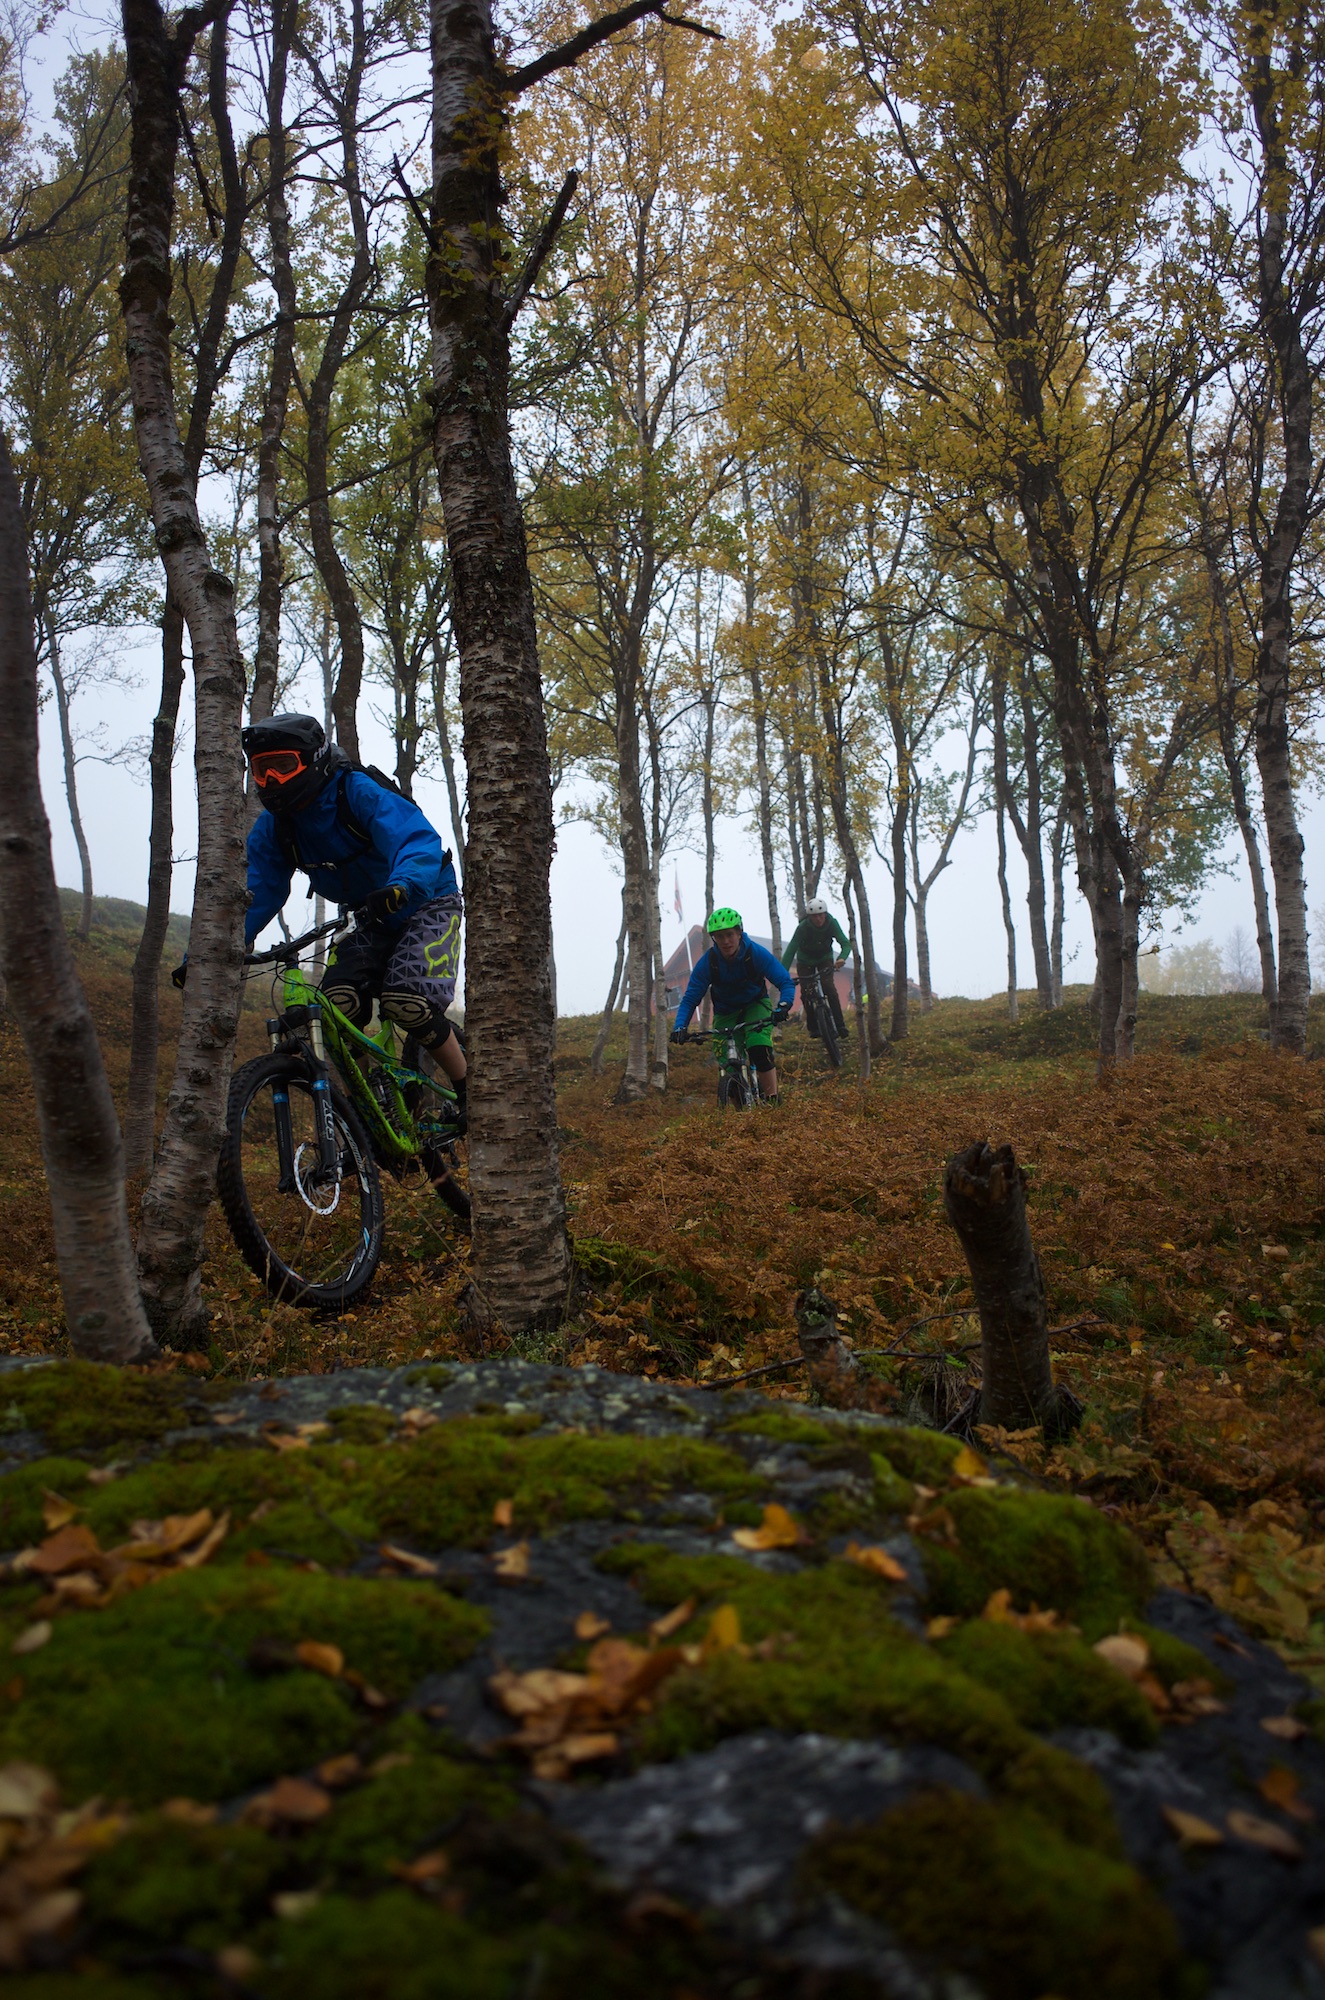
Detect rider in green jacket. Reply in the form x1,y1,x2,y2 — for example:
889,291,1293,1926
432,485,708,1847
781,898,850,1039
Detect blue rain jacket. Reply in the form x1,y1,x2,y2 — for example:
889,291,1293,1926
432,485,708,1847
246,771,456,946
673,934,795,1031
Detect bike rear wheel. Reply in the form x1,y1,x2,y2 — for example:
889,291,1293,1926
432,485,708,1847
402,1036,471,1223
218,1054,385,1310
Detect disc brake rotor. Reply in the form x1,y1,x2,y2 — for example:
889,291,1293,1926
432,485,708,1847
293,1141,341,1215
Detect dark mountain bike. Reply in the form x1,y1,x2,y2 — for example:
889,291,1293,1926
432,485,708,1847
797,964,843,1069
217,917,468,1312
678,1008,769,1109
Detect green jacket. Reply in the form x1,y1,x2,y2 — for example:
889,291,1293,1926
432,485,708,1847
781,914,850,969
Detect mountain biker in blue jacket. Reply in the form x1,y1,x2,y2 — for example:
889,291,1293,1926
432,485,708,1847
669,907,795,1102
206,714,466,1099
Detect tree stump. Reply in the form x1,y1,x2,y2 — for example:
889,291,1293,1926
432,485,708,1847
795,1287,858,1404
942,1140,1079,1438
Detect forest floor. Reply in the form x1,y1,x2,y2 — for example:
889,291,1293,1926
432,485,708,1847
4,911,1325,1992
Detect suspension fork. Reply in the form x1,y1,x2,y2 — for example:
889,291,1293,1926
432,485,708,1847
306,1010,342,1176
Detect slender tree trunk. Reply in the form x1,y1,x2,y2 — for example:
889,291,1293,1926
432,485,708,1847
591,887,628,1076
943,1139,1077,1437
1246,42,1312,1053
251,0,298,737
996,792,1018,1024
302,0,372,759
123,605,184,1179
1017,689,1054,1008
614,685,653,1103
43,616,94,941
914,888,932,1010
647,708,669,1091
889,780,908,1040
123,6,247,1171
1117,857,1142,1059
991,655,1018,1023
0,433,156,1361
429,620,466,879
783,735,807,917
747,662,781,953
121,0,249,1346
425,0,568,1329
843,875,870,1083
1050,794,1068,1005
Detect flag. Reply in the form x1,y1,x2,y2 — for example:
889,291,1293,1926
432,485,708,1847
673,869,683,923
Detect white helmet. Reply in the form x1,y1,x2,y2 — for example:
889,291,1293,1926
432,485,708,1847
805,897,828,915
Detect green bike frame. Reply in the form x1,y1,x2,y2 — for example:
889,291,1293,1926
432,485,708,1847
271,959,458,1174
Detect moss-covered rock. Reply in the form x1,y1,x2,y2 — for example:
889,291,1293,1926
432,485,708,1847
0,1361,222,1457
920,1485,1153,1635
807,1786,1189,2000
0,1567,487,1804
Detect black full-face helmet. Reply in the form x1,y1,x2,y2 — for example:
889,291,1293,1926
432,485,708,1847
241,713,332,813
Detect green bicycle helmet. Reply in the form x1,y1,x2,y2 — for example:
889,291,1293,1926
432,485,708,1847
707,907,743,934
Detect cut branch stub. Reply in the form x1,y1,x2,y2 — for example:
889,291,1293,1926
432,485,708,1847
942,1140,1079,1439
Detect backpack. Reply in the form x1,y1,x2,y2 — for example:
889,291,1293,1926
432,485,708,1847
271,752,444,877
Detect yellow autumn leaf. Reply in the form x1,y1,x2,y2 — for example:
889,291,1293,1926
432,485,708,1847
842,1541,908,1582
702,1604,742,1653
950,1445,988,1480
492,1541,531,1579
1162,1806,1224,1849
492,1498,515,1529
40,1490,78,1532
731,1504,806,1551
574,1609,612,1641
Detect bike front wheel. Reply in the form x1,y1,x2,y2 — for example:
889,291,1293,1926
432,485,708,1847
401,1037,471,1224
819,1005,843,1068
717,1070,755,1110
218,1054,386,1310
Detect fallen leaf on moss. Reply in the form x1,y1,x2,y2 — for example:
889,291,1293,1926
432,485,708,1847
11,1624,51,1657
1168,1678,1227,1721
17,1525,101,1577
490,1636,686,1776
533,1731,618,1781
400,1408,438,1436
272,1889,321,1919
389,1849,450,1885
926,1616,958,1640
906,1504,958,1546
1227,1808,1303,1859
1257,1765,1315,1822
1262,1714,1309,1741
247,1777,332,1826
950,1445,988,1480
703,1604,743,1654
294,1640,344,1680
161,1798,219,1826
982,1589,1071,1634
648,1599,695,1642
1162,1806,1224,1848
492,1498,515,1529
493,1541,531,1580
39,1491,77,1532
843,1542,908,1582
575,1610,612,1641
316,1754,363,1788
341,1668,390,1710
216,1945,261,1981
731,1503,807,1551
0,1765,57,1819
1094,1633,1150,1679
262,1429,310,1453
378,1544,439,1577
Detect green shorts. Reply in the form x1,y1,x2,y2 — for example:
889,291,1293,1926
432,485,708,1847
712,997,774,1049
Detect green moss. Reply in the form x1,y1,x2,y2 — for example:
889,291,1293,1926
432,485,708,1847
0,1567,487,1804
808,1787,1188,2000
0,1361,222,1457
327,1402,399,1445
66,1420,764,1570
1130,1619,1232,1694
720,1409,833,1446
82,1814,283,1951
921,1487,1152,1636
597,1543,1119,1849
865,1424,963,1487
868,1451,914,1513
934,1621,1158,1746
304,1734,515,1884
0,1456,93,1549
258,1889,519,1999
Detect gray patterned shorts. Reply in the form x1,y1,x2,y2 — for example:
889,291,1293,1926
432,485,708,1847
323,894,462,1027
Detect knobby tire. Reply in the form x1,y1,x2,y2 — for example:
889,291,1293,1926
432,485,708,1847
218,1053,385,1310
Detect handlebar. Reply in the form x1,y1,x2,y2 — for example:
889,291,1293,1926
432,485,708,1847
244,915,348,969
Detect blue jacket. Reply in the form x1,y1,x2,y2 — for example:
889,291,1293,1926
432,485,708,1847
246,771,456,946
673,934,795,1030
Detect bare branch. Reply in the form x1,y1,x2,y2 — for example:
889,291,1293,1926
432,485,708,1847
500,169,579,333
501,0,721,94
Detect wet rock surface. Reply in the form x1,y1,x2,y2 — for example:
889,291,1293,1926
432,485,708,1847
4,1354,1325,1996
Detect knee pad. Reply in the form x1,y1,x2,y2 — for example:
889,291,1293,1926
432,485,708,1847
749,1043,776,1074
321,978,372,1024
381,989,452,1047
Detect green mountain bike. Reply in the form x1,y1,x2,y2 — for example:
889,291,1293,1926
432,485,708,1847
217,917,468,1311
797,964,843,1069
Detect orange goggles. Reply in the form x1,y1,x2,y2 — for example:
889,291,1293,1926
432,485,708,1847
249,749,308,788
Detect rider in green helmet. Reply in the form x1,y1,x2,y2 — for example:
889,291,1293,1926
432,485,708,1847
670,907,796,1101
